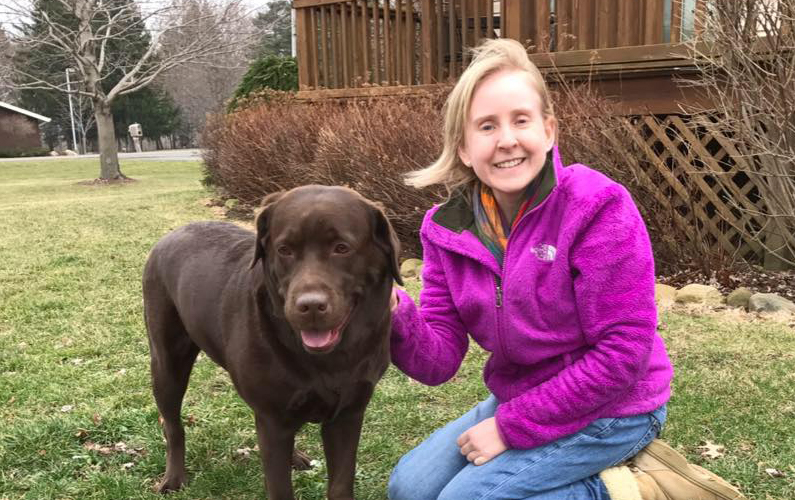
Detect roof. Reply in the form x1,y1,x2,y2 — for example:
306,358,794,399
0,101,52,123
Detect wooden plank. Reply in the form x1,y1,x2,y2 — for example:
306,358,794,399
311,7,320,87
529,42,698,68
535,0,551,50
644,0,664,45
361,0,370,83
557,0,574,51
372,0,381,83
577,0,595,50
461,0,468,66
296,82,447,100
436,0,444,80
670,0,683,43
406,0,414,84
351,0,359,86
421,0,433,83
486,0,493,40
321,7,329,87
618,0,640,46
383,0,392,84
396,0,404,84
330,5,339,87
295,0,350,8
341,1,350,86
296,8,313,89
473,0,480,43
449,0,457,77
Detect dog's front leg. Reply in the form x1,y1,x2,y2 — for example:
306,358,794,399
255,413,299,500
321,409,366,500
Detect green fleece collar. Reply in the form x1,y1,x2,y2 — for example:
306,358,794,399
432,151,558,233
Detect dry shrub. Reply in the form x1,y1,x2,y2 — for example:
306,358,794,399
202,90,448,257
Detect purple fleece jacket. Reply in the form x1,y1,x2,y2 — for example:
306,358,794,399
390,147,673,450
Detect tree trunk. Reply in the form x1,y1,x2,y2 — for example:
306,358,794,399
94,100,124,180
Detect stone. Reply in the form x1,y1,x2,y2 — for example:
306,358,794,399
49,150,59,156
747,293,795,314
64,149,78,156
399,258,423,279
675,284,723,306
655,284,677,306
726,287,754,309
223,198,239,210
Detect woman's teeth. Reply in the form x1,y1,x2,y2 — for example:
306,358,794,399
494,158,523,169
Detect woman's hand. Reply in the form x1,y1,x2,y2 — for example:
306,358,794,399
456,417,507,466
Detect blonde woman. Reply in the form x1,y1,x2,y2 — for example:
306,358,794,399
387,38,745,500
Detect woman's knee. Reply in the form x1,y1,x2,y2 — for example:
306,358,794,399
388,463,423,500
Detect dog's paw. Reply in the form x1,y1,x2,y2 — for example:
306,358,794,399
292,449,312,470
156,474,186,494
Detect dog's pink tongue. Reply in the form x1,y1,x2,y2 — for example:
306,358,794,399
300,330,334,348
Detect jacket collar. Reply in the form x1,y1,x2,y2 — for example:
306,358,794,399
432,147,560,233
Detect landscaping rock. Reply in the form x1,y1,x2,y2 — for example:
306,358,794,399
726,287,754,309
655,284,677,307
400,258,423,279
64,149,78,156
747,293,795,314
675,284,723,306
49,150,59,156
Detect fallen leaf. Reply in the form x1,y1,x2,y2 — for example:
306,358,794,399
121,462,135,470
75,429,89,439
61,405,74,413
7,396,15,404
186,414,197,426
765,468,785,478
84,441,113,455
234,447,253,459
38,449,47,456
697,441,725,460
92,413,102,425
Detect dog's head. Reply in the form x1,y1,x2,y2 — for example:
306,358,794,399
251,185,402,354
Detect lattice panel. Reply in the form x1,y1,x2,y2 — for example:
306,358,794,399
620,114,769,263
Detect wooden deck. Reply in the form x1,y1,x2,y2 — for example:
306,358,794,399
293,0,707,112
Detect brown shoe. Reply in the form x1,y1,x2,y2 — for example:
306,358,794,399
631,439,747,499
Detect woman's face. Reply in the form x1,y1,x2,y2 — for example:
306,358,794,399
458,69,556,214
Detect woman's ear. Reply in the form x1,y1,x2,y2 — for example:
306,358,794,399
544,116,558,151
458,145,472,168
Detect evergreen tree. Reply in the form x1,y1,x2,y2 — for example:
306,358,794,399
253,0,292,57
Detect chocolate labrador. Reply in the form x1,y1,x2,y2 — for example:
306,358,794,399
143,185,402,500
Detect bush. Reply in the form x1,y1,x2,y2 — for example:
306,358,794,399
202,91,448,257
228,55,298,111
0,147,50,158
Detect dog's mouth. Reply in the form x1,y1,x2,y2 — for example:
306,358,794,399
299,308,352,353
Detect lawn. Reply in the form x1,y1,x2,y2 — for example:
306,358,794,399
0,159,793,499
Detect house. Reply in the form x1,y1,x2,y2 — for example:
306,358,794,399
0,101,51,155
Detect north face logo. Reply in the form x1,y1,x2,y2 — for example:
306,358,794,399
531,244,557,262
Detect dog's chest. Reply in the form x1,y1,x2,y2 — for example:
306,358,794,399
286,379,374,423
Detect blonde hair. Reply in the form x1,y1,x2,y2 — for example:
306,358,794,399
405,38,555,194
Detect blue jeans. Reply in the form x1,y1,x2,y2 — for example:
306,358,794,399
388,395,666,500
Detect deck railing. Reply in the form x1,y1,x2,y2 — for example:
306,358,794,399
294,0,706,91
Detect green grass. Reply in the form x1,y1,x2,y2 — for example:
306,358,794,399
1,159,793,499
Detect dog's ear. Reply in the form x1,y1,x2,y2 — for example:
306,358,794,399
250,191,285,269
368,200,403,286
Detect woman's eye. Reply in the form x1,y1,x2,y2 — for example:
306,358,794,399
277,245,292,257
480,123,494,131
334,243,350,254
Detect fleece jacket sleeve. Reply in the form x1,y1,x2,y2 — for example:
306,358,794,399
390,233,469,386
494,185,659,449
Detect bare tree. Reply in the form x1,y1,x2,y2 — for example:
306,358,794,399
680,0,795,269
6,0,256,180
157,0,250,146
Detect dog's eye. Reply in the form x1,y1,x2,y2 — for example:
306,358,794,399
333,243,350,254
277,245,293,257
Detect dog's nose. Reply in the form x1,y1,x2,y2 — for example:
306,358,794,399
295,292,330,316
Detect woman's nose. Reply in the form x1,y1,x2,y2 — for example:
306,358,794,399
497,127,518,149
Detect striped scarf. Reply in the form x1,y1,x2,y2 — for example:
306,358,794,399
472,179,541,265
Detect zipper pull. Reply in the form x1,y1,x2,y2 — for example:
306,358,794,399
495,283,503,308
